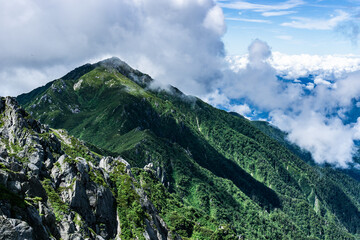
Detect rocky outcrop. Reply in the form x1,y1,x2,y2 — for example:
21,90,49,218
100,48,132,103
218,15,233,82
0,97,177,240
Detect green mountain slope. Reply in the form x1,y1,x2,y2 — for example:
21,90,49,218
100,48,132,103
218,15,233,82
0,96,241,239
17,57,360,239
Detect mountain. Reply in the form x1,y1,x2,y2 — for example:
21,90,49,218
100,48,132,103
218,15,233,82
0,96,197,239
14,57,360,239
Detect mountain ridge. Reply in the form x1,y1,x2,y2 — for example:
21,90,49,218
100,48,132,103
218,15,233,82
11,57,360,239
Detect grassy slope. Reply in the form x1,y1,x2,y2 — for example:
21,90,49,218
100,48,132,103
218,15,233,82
17,62,360,239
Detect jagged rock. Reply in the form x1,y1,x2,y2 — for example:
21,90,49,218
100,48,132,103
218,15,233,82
0,97,178,240
24,176,47,200
27,163,40,176
9,162,23,173
7,180,22,194
29,150,44,168
98,157,112,172
26,205,50,239
99,156,130,173
0,202,11,218
94,186,117,239
144,163,154,172
155,166,169,188
0,97,4,112
69,180,95,225
40,203,59,238
58,220,77,240
0,146,7,158
75,157,89,175
44,158,53,169
0,216,34,240
0,169,9,186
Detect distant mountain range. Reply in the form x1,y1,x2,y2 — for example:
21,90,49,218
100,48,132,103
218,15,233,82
1,57,360,239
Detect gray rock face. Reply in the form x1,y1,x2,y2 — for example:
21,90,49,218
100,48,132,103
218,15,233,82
0,97,178,240
0,216,34,240
0,169,9,186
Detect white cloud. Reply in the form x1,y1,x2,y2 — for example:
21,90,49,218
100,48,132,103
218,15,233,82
279,71,360,168
0,0,225,97
226,17,271,23
204,5,226,35
306,82,315,90
218,40,303,110
271,110,358,168
276,35,293,40
314,76,331,85
203,89,230,107
262,11,296,17
202,90,253,118
271,52,360,79
227,52,360,80
219,0,304,12
228,103,252,116
281,10,351,30
0,66,67,97
217,40,360,168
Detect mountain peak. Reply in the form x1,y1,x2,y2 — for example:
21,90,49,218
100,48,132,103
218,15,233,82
96,57,131,70
93,57,153,87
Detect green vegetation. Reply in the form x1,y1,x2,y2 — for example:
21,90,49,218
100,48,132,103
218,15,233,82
53,129,99,165
1,137,28,163
133,168,237,239
42,178,70,221
110,163,146,239
25,196,43,206
10,141,23,154
89,167,107,187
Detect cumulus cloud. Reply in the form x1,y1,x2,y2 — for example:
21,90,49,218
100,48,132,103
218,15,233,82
219,40,303,110
228,103,252,116
271,110,360,168
314,76,331,86
220,39,360,168
202,89,253,118
0,0,225,96
269,71,360,167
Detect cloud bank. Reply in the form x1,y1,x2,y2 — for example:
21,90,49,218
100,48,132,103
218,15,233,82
227,52,360,80
221,40,360,168
0,0,225,97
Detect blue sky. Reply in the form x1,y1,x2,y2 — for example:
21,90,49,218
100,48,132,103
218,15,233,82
218,0,360,55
